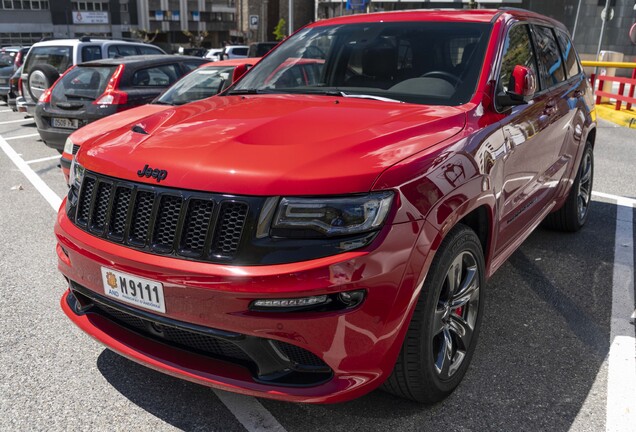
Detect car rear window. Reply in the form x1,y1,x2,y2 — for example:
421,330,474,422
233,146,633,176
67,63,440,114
51,65,116,103
24,46,72,74
156,65,235,105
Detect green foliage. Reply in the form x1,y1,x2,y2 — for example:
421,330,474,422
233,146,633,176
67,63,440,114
273,19,286,41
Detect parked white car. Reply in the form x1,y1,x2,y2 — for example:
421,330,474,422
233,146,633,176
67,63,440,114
17,37,165,116
221,45,248,60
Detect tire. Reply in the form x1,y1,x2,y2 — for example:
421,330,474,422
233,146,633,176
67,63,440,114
382,224,485,403
27,64,60,102
543,141,593,232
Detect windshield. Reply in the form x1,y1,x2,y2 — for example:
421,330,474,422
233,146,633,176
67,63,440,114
156,65,235,105
231,21,491,105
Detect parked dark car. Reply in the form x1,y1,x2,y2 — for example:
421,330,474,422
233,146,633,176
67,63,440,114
0,46,29,102
18,38,165,116
35,55,207,152
7,65,22,111
59,57,259,182
247,42,278,58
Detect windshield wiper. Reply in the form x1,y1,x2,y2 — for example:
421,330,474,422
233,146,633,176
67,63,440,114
270,88,404,103
153,100,175,105
227,88,265,95
339,92,403,103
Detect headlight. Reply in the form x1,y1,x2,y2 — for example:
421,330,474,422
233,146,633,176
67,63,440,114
271,191,393,237
63,137,74,155
69,158,84,190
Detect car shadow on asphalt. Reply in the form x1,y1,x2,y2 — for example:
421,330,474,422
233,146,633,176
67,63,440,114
96,200,625,432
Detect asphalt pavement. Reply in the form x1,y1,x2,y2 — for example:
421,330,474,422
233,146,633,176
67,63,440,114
0,102,634,432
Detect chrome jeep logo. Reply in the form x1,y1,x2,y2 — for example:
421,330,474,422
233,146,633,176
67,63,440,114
137,164,168,183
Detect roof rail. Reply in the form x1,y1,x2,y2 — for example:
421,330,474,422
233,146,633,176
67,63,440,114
498,7,533,13
79,36,91,42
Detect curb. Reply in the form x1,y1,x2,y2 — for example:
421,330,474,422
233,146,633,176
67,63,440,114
595,103,636,129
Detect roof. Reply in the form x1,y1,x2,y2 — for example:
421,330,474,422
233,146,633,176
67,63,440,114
310,8,566,29
31,39,154,48
311,9,500,26
80,55,207,67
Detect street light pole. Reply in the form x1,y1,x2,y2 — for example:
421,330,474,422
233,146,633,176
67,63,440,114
288,0,294,36
572,0,583,41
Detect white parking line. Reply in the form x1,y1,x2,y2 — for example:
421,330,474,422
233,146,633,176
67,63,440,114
593,191,636,207
5,133,40,141
0,133,288,432
25,155,60,165
213,390,286,432
0,109,12,113
606,197,635,432
0,135,62,211
0,118,32,125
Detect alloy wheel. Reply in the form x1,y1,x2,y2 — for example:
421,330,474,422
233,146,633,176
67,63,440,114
577,151,593,222
432,251,481,380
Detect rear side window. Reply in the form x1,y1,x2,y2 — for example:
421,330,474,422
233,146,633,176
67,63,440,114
497,25,539,94
81,46,102,62
23,46,72,74
131,64,179,87
555,30,580,78
138,45,163,55
532,25,566,88
51,66,116,102
231,47,248,56
108,45,139,58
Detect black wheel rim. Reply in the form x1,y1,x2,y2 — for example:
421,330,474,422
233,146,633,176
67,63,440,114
577,151,593,222
432,251,480,380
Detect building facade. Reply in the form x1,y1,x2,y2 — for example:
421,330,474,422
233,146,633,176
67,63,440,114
138,0,236,49
236,0,314,44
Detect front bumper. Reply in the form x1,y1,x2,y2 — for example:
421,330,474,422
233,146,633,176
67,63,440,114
56,198,436,403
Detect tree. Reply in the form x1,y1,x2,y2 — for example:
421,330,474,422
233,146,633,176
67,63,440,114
183,30,209,47
273,19,286,41
131,28,159,43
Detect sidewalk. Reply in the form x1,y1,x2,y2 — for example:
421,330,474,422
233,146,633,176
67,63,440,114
595,103,636,129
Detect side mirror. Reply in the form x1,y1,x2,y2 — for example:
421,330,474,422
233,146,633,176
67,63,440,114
496,65,537,107
231,64,252,82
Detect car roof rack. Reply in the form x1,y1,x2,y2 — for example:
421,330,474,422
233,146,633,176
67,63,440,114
498,7,533,13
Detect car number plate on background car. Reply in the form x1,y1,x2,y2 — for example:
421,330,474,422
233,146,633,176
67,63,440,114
100,267,166,313
52,117,78,129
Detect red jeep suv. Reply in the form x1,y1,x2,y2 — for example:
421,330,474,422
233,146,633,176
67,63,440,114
56,8,595,404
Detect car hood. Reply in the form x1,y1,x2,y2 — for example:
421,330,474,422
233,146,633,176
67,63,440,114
79,95,465,195
69,104,172,146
